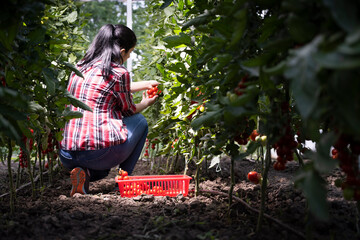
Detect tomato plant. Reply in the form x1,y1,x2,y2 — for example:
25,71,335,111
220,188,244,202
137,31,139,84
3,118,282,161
140,0,360,229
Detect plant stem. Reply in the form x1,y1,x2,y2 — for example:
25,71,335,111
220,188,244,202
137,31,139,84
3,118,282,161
229,156,235,208
37,138,43,188
356,201,360,236
169,153,179,173
183,155,189,176
195,163,200,197
16,162,21,189
26,148,35,198
256,141,271,232
48,152,53,184
7,139,15,215
295,148,304,167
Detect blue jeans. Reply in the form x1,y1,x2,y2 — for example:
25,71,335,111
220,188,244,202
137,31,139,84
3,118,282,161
59,113,148,182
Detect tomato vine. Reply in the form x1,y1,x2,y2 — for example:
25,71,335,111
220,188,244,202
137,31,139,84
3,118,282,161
140,0,360,229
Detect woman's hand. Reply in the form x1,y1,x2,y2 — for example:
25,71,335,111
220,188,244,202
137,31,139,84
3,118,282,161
142,91,158,106
131,80,160,93
135,91,158,113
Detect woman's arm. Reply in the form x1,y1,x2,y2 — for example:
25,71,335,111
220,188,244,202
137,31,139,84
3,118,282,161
131,80,159,93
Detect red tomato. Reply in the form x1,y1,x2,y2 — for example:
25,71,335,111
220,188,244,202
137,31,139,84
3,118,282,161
331,148,338,156
250,129,259,141
122,171,128,177
247,171,261,184
123,176,130,180
273,161,286,171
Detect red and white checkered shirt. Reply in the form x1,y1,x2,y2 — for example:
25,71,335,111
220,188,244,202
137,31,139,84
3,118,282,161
60,61,136,151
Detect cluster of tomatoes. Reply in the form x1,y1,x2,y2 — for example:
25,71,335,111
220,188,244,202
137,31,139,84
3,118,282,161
1,76,5,87
247,171,262,184
234,125,262,146
144,139,150,157
144,138,157,157
117,169,130,180
18,129,34,168
41,133,55,155
171,138,178,148
332,134,360,201
273,126,298,171
19,148,29,168
186,100,205,120
42,133,58,169
234,75,248,96
234,132,250,145
146,86,161,98
233,119,252,146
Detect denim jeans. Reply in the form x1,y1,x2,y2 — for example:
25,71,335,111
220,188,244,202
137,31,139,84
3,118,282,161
59,113,148,182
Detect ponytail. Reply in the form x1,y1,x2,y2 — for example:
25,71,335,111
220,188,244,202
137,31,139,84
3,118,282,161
79,24,137,79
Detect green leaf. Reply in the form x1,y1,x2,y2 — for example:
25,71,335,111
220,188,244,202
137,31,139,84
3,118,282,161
62,62,84,78
305,132,337,173
163,33,192,48
182,9,215,31
242,53,274,67
0,105,26,120
285,36,322,120
28,101,45,113
0,24,18,50
42,68,57,95
160,0,173,10
295,168,329,221
209,54,232,74
62,108,83,120
0,114,21,142
163,5,175,17
28,27,46,44
315,51,360,69
286,13,317,43
228,9,246,47
191,110,222,130
64,91,93,112
64,11,78,23
323,0,360,33
263,61,286,75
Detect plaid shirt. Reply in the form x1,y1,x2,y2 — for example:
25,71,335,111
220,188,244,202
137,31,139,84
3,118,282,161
61,61,136,151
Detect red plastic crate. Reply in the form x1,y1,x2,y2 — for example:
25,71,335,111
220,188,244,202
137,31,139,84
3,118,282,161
115,175,192,198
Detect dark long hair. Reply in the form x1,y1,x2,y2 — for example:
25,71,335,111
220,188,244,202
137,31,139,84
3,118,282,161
79,24,137,79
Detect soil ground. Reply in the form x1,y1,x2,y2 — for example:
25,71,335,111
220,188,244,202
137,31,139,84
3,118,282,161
0,156,359,240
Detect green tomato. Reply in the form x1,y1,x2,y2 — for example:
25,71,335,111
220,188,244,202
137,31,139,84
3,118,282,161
343,188,354,201
228,93,238,103
334,179,342,188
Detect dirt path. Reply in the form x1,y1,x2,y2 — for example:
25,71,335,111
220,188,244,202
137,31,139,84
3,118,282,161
0,157,358,240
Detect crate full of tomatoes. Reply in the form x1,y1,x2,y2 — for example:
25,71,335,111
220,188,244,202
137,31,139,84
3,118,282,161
115,169,192,198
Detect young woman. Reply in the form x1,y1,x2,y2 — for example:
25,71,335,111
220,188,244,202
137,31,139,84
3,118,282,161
59,24,159,197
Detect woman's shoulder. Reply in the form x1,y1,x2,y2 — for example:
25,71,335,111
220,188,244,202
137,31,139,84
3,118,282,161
111,62,128,76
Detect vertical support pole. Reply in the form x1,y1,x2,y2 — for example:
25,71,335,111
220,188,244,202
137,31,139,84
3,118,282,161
126,0,133,74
